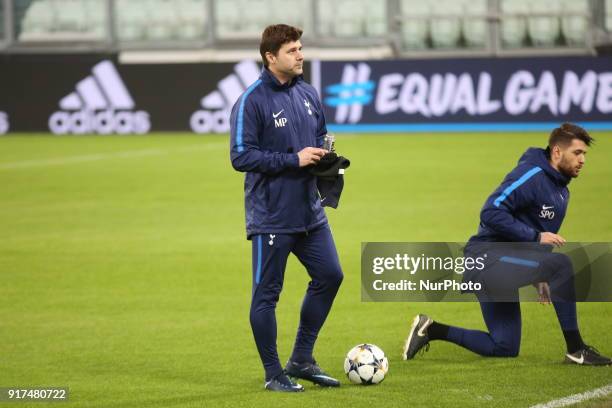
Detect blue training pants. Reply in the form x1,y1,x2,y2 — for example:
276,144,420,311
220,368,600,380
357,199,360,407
249,224,343,380
446,249,577,357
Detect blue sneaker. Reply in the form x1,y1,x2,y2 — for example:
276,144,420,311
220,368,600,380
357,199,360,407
285,359,340,387
264,372,304,392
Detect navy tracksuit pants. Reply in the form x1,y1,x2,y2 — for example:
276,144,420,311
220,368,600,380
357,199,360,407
249,224,343,380
447,249,577,357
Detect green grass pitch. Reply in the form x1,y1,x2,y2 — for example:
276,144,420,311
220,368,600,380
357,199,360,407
0,132,610,408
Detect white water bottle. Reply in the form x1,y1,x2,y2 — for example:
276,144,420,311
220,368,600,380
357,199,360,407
323,133,336,152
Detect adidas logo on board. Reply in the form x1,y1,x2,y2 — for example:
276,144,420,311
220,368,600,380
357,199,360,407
190,60,260,133
49,60,150,135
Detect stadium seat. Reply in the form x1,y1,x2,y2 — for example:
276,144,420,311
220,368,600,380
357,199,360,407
0,3,4,39
606,0,612,31
83,0,106,38
20,0,106,40
400,0,430,49
316,0,385,38
463,0,487,48
280,0,310,33
242,0,269,38
175,0,207,40
13,0,33,39
21,0,56,35
53,0,87,32
115,0,149,41
146,0,178,40
315,0,335,36
528,0,561,46
364,0,387,36
560,0,588,46
215,0,307,40
430,0,462,48
501,0,529,47
333,0,365,37
215,0,241,38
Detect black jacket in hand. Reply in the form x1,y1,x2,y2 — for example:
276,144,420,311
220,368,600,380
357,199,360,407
308,153,351,209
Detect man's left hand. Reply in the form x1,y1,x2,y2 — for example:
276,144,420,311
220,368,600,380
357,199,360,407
535,282,551,305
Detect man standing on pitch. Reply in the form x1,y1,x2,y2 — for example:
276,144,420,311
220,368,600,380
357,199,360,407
404,123,611,366
230,24,343,392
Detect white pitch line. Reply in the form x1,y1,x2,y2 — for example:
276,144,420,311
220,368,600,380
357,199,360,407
0,143,225,170
530,384,612,408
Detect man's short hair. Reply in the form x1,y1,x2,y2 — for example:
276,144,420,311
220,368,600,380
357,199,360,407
548,122,594,150
259,24,303,67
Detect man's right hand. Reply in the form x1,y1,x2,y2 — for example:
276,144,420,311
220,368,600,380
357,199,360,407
539,232,566,247
297,147,327,167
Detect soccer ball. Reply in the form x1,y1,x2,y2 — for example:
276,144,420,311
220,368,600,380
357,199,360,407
343,343,389,385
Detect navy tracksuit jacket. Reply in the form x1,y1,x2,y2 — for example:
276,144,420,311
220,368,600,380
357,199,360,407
229,67,343,381
469,147,570,244
230,67,328,239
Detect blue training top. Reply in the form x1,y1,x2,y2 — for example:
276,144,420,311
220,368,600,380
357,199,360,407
230,67,328,239
469,147,571,243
